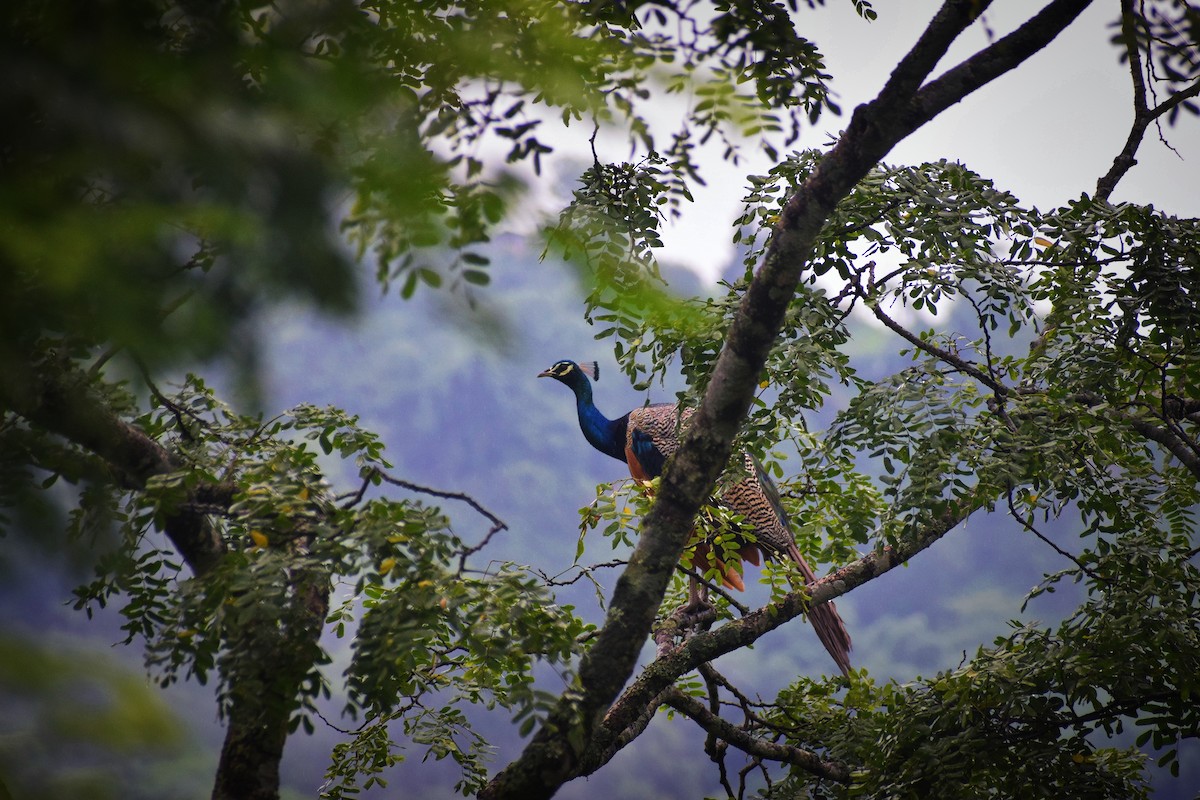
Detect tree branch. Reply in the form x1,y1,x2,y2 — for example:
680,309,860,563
0,350,227,575
374,469,508,535
662,688,852,784
1005,489,1103,581
911,0,1096,124
574,688,675,779
0,421,133,489
1095,0,1200,202
586,492,977,774
864,293,1010,396
1118,412,1200,481
1073,392,1200,482
0,348,331,800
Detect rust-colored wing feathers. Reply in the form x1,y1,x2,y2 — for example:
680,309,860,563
625,404,852,676
535,361,853,677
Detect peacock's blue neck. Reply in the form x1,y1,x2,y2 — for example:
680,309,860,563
569,378,627,463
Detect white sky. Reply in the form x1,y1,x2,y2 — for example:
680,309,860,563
509,1,1198,283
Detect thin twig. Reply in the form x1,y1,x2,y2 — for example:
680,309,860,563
1096,0,1200,201
867,296,1010,397
681,564,752,615
699,663,736,798
340,473,374,509
371,468,509,570
537,560,629,587
312,706,384,737
699,662,758,713
133,356,201,442
836,197,907,238
457,521,507,571
374,468,507,532
1005,489,1103,581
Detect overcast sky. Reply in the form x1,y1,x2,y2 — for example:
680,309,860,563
524,1,1198,283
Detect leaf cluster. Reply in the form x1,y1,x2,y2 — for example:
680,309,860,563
566,144,1200,795
52,373,591,794
764,517,1198,799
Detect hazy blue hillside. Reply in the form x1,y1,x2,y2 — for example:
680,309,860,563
4,235,1195,798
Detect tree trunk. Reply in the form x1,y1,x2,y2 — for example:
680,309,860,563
212,576,329,800
212,709,291,800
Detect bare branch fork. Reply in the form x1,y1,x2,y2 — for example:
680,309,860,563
536,559,629,588
1095,0,1200,202
680,661,852,790
357,468,509,571
664,688,851,784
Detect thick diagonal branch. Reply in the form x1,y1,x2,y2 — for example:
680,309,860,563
481,2,1096,798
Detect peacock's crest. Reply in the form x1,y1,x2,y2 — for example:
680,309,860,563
540,359,597,381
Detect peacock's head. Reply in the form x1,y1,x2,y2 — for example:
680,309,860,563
538,359,599,387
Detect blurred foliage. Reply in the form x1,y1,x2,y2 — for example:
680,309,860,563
2,0,359,372
1,0,852,378
0,633,196,800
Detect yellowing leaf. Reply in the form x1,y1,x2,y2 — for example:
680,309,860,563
298,487,310,501
249,530,269,548
379,557,396,575
1034,237,1054,248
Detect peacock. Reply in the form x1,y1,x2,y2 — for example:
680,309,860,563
539,358,852,676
